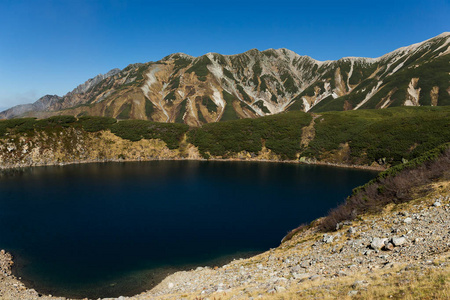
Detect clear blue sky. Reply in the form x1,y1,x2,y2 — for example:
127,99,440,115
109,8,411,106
0,0,448,110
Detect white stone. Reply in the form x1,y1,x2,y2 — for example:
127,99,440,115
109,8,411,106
275,286,286,293
371,238,388,250
323,234,334,243
292,273,311,280
404,217,412,224
392,237,407,246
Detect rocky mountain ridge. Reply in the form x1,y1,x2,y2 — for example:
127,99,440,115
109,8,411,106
1,32,449,125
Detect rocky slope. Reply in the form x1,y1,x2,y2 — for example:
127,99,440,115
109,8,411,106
0,128,200,170
1,33,449,124
1,105,450,171
0,178,449,299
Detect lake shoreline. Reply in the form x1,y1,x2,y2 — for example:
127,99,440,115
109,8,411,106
8,248,264,299
0,156,386,173
1,179,449,299
0,160,380,299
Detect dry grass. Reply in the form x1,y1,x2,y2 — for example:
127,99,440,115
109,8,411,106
184,180,450,300
319,146,450,232
219,262,450,300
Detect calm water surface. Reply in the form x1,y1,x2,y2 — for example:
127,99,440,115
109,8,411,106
0,161,377,298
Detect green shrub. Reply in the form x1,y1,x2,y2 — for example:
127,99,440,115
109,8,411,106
110,120,189,149
145,99,155,119
187,111,312,159
175,99,188,123
173,56,192,69
164,91,176,102
254,100,270,114
34,116,77,129
307,106,450,165
320,143,450,231
186,56,211,81
220,91,240,121
116,103,132,119
236,85,252,103
223,68,235,80
78,116,117,132
201,96,218,113
0,118,37,136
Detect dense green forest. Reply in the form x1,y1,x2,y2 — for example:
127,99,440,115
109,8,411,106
1,106,449,166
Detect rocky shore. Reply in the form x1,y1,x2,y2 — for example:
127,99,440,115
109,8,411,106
1,179,449,299
0,128,385,173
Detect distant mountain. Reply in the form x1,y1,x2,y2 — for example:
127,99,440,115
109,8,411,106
1,33,449,124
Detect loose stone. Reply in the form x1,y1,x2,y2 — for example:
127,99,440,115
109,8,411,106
371,238,388,250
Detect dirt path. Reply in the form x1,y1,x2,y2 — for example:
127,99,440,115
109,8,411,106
301,113,321,148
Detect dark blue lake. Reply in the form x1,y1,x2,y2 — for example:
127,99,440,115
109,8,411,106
0,161,377,298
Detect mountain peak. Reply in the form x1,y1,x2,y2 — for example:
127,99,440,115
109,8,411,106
66,68,121,96
162,52,195,61
436,32,450,38
1,34,448,122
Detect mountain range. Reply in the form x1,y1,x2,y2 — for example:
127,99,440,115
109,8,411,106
1,32,449,124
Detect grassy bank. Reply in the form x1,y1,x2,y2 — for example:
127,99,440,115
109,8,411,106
319,142,450,231
1,106,449,167
281,142,450,242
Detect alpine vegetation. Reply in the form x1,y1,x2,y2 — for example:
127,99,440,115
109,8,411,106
1,33,449,124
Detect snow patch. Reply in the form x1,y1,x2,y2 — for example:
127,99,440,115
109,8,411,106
434,37,450,53
160,83,170,122
209,85,225,122
354,81,383,110
405,78,421,106
388,61,405,76
210,85,225,109
187,97,196,120
347,60,354,91
302,97,310,112
206,53,224,80
140,67,170,122
262,95,292,114
140,67,159,96
380,98,391,109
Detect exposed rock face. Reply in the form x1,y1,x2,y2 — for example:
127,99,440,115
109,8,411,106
1,33,449,123
0,129,193,169
0,95,62,119
68,68,121,96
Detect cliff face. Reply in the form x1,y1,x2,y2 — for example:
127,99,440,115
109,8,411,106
1,33,449,123
0,129,194,169
1,105,450,170
0,128,298,170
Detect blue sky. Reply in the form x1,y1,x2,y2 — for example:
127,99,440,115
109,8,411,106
0,0,448,110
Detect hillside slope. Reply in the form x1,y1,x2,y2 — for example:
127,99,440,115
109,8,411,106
1,107,449,170
1,33,449,124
